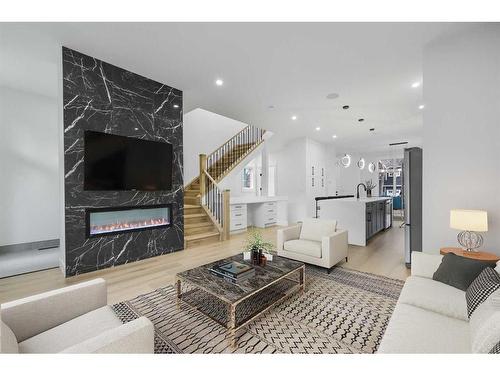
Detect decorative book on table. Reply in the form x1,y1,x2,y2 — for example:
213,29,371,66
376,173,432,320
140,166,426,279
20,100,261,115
210,261,255,283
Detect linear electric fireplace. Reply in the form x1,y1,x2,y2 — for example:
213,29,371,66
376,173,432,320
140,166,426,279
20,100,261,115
86,204,172,238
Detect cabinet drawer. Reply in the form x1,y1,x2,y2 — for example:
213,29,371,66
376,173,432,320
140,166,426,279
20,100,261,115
231,204,246,211
231,210,247,220
230,215,246,230
263,207,276,215
230,221,246,231
264,216,276,224
264,201,276,208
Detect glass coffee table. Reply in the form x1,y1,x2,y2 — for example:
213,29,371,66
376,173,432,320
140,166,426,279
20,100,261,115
175,254,305,338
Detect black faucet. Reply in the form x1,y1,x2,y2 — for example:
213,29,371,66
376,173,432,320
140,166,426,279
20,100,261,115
356,183,367,199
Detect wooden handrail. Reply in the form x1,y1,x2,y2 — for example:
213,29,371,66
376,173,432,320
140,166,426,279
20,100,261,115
203,169,220,188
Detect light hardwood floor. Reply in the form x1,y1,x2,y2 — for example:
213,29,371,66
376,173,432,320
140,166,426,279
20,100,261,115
0,223,410,305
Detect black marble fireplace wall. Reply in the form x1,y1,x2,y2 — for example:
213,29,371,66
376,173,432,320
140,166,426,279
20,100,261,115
63,47,184,277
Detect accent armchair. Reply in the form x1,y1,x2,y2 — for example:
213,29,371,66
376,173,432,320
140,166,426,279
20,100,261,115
277,218,348,272
0,278,154,354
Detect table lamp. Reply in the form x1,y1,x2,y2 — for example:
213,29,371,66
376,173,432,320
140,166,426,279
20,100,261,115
450,209,488,252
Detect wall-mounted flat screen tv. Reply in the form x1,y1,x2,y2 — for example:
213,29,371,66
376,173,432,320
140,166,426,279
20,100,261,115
84,131,173,191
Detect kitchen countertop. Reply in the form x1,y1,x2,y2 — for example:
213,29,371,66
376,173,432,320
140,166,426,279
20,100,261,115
321,197,391,203
230,196,288,204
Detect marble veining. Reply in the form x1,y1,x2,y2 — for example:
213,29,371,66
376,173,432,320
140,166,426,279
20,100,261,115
63,47,184,277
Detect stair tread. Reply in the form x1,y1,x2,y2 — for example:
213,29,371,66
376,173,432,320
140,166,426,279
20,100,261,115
184,213,207,218
185,221,214,228
185,231,220,241
184,204,201,209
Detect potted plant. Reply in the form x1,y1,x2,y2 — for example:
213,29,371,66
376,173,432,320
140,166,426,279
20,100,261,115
365,179,377,197
244,229,274,265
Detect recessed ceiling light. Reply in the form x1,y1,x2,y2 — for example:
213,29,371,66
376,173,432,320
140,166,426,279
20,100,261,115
268,105,275,110
326,93,339,100
332,135,337,139
369,128,375,131
411,81,421,88
315,127,321,131
342,105,350,110
358,118,365,122
215,79,224,86
134,127,139,131
291,115,297,120
173,104,179,108
419,104,425,110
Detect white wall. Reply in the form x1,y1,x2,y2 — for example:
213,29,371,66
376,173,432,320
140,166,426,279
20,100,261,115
0,86,60,246
423,26,500,255
183,108,247,184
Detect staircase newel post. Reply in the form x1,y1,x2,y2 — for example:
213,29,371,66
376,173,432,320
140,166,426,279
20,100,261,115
199,154,207,204
222,189,231,241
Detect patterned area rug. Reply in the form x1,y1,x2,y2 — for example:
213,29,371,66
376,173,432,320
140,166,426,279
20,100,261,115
112,266,404,354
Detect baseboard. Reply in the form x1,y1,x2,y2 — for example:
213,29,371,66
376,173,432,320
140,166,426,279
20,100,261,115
0,239,59,254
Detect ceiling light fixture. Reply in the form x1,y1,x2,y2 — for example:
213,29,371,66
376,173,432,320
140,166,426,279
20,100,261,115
173,104,179,108
326,93,339,100
358,118,365,122
411,81,421,88
342,105,350,110
368,162,376,173
419,104,425,109
332,134,337,139
357,158,366,170
215,79,224,86
369,128,375,131
315,127,321,131
291,115,297,120
268,105,275,110
340,154,351,168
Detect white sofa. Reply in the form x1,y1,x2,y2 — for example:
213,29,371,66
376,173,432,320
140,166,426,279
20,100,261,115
0,278,154,354
277,218,348,271
378,252,500,353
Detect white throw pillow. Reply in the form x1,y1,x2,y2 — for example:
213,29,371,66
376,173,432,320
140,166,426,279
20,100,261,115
299,218,337,242
410,252,443,279
469,289,500,353
495,261,500,275
1,321,19,353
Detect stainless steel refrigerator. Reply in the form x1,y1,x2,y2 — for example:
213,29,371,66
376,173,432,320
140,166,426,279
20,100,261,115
403,147,423,267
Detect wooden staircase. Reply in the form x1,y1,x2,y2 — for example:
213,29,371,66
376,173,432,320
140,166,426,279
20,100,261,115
184,181,221,247
184,126,266,248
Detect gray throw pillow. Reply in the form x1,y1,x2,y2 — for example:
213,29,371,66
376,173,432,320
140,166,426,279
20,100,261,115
432,253,496,291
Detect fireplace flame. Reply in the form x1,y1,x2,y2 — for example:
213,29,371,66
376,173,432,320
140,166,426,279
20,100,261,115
90,217,169,235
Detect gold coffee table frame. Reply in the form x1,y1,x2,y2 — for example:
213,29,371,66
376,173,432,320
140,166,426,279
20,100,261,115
175,264,305,342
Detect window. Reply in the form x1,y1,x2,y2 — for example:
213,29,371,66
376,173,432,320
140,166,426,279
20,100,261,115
242,167,254,190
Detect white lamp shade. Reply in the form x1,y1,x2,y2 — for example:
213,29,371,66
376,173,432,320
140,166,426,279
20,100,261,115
450,209,488,232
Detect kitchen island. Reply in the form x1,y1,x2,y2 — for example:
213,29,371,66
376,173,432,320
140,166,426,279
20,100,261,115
317,196,392,246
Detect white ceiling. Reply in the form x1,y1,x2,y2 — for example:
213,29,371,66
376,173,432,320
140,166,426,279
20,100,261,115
0,22,473,153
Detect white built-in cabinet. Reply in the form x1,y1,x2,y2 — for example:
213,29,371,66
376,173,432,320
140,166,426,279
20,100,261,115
229,198,285,233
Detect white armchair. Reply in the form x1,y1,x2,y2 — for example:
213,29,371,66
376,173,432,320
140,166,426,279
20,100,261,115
0,278,154,354
277,218,348,272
